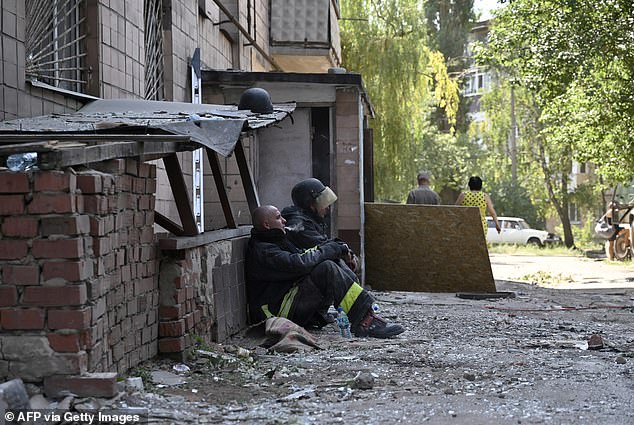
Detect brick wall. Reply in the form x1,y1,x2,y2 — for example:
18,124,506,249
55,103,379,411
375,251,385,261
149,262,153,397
335,88,362,251
0,159,158,382
158,236,248,355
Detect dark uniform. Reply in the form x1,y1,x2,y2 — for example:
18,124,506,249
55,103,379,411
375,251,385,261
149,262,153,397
245,227,373,328
281,205,329,249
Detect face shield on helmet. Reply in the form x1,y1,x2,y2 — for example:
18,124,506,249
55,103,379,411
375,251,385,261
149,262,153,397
314,186,337,210
291,178,338,212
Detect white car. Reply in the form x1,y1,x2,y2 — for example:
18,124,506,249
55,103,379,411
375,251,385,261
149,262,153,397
486,217,561,246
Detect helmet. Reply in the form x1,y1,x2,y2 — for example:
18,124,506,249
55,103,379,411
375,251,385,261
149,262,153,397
291,178,338,210
238,87,274,114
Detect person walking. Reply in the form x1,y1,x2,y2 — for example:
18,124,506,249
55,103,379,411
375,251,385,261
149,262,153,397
406,171,441,205
455,176,501,235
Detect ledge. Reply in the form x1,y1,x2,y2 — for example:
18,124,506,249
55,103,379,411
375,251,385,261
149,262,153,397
158,226,252,250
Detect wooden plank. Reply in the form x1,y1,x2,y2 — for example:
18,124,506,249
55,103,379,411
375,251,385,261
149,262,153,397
364,203,496,293
158,226,251,250
155,212,185,236
163,153,199,236
234,139,260,213
205,148,237,229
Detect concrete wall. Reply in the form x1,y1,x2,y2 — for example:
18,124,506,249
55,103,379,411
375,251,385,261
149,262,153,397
257,108,312,208
335,88,363,253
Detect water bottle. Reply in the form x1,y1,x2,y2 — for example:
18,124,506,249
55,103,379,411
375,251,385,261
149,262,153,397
371,303,380,314
6,152,37,172
337,307,351,338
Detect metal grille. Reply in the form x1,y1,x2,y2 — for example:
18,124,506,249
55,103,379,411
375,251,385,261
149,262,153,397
25,0,87,93
144,0,164,100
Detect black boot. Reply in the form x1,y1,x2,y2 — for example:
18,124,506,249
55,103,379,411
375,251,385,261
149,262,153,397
351,310,404,338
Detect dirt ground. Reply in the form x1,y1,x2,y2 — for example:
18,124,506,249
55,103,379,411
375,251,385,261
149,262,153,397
112,254,634,425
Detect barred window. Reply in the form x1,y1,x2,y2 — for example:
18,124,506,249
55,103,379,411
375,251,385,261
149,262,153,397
25,0,87,93
144,0,164,100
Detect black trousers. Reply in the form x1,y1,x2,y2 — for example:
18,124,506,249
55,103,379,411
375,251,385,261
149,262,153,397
289,260,373,327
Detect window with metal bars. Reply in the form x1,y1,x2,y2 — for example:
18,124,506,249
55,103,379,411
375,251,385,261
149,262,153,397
144,0,164,100
25,0,87,93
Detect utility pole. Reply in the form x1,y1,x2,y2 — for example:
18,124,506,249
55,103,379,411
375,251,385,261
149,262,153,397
509,85,517,183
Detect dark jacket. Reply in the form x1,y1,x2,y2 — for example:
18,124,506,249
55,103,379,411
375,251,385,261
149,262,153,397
281,205,329,249
246,227,346,322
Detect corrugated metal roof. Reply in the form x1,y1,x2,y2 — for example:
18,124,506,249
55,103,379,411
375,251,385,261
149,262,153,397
0,99,296,157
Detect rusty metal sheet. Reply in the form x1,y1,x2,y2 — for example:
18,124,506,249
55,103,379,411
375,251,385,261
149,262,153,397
364,203,496,293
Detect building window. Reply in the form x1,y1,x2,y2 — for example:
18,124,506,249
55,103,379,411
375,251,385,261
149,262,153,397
144,0,164,100
580,162,587,174
25,0,87,93
568,203,581,224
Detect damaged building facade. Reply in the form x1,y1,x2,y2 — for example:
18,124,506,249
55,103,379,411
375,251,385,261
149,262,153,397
0,0,373,390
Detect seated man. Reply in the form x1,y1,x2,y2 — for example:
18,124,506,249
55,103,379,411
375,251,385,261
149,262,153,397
281,178,359,272
246,205,404,338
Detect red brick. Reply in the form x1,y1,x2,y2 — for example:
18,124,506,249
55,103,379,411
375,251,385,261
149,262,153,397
0,240,28,259
0,195,25,215
82,194,109,214
76,174,102,194
23,284,87,306
1,308,45,329
138,163,151,178
159,304,183,320
0,286,18,306
28,193,76,214
158,336,186,353
44,372,117,398
47,332,81,352
1,216,38,237
92,236,111,256
42,260,91,282
3,265,39,285
41,215,90,236
159,319,185,337
48,307,91,329
184,312,194,331
32,238,83,259
146,179,157,194
0,173,29,193
34,171,76,192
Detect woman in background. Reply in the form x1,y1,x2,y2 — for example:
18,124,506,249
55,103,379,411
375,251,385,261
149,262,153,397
456,176,501,236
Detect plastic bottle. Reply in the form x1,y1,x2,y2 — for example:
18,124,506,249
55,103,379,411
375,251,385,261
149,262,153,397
6,152,37,172
336,307,351,338
371,303,380,314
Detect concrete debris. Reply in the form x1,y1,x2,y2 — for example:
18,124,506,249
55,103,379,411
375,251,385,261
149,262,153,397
0,378,30,411
351,372,375,390
587,334,604,350
125,377,144,392
615,356,627,364
150,371,187,386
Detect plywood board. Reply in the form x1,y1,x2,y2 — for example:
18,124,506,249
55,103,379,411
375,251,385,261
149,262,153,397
364,203,496,293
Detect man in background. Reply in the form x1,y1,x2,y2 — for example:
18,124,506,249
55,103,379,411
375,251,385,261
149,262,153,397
406,171,441,205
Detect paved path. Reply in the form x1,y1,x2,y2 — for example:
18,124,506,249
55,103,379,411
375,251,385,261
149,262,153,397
489,253,634,289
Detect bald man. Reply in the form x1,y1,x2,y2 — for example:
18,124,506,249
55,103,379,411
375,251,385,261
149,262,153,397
246,205,404,338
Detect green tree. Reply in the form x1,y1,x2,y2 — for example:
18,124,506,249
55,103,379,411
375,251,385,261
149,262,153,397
340,0,459,201
478,0,634,247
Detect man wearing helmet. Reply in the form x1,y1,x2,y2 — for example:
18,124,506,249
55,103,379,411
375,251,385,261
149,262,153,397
281,178,359,272
246,205,404,339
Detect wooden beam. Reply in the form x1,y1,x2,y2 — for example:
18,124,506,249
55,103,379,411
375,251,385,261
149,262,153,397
205,148,237,229
155,212,185,236
159,226,251,250
162,153,199,236
234,139,260,213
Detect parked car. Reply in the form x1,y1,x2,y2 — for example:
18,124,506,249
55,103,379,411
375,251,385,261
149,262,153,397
486,217,561,247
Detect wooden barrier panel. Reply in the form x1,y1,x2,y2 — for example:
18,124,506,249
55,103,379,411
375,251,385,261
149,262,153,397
364,203,496,293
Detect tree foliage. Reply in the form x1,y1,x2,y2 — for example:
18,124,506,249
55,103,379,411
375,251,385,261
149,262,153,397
477,0,634,246
340,0,460,201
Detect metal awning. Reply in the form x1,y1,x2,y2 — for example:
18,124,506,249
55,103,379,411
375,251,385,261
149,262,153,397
0,98,296,159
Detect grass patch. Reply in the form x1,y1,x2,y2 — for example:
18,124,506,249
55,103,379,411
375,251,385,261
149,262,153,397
517,271,575,287
488,244,582,256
